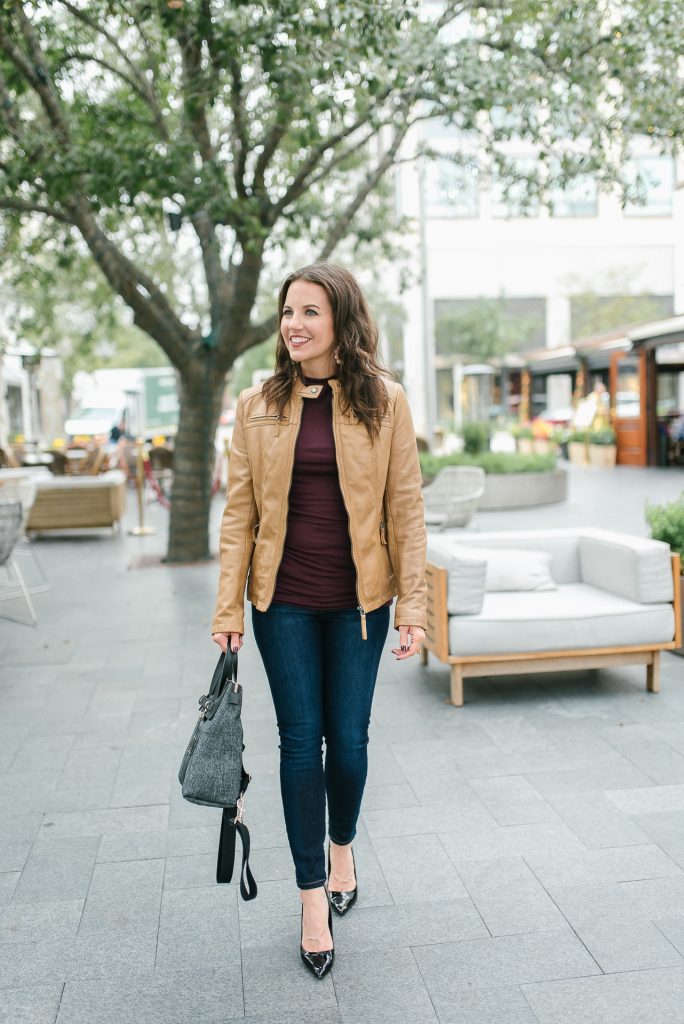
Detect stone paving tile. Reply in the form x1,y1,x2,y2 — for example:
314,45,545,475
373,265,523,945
618,874,684,919
55,971,244,1024
0,873,19,906
155,885,240,973
544,881,683,973
371,833,469,903
454,856,567,936
439,820,585,865
525,844,683,888
333,946,440,1019
525,762,655,796
521,964,684,1024
0,982,64,1024
39,804,169,838
241,942,337,1017
412,929,600,1006
606,783,684,815
543,791,652,848
6,735,76,775
12,836,100,905
0,899,83,944
470,775,558,825
333,946,438,1023
419,985,540,1024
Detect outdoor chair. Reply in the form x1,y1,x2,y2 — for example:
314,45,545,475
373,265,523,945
0,498,37,626
0,476,48,594
422,466,486,529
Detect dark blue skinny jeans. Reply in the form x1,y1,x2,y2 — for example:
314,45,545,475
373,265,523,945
252,601,390,889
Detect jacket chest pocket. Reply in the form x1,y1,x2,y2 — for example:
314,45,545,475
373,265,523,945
245,415,289,427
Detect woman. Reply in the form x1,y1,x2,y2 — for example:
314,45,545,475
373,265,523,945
211,263,426,979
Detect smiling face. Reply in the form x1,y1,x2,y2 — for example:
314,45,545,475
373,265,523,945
281,279,337,379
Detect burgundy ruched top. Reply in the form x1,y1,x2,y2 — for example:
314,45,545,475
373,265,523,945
272,375,359,609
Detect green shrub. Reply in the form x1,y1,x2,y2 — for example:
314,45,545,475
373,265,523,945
420,451,557,482
588,427,616,446
510,422,533,440
568,429,588,443
461,421,491,455
645,493,684,559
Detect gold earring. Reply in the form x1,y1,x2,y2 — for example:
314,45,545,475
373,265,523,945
334,346,342,364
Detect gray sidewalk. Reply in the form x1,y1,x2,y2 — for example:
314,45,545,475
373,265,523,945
1,464,684,1024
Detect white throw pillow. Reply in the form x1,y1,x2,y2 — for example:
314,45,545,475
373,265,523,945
471,547,557,592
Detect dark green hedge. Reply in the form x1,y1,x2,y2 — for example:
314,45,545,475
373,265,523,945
420,451,557,483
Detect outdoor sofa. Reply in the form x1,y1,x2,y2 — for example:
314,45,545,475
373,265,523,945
422,528,681,706
26,470,127,533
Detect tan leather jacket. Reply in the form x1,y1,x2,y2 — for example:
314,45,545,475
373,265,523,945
212,376,427,638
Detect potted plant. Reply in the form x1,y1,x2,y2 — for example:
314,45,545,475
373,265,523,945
587,426,617,468
567,429,589,466
512,423,534,454
646,493,684,655
531,418,557,455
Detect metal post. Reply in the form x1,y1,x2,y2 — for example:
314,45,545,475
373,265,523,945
417,159,437,449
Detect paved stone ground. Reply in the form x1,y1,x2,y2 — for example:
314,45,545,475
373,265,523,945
1,463,684,1024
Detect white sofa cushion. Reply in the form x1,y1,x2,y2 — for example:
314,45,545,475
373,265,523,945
448,530,582,584
448,583,675,657
579,529,673,604
473,547,557,592
427,537,486,615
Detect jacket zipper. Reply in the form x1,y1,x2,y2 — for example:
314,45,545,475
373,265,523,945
265,395,304,604
330,386,368,640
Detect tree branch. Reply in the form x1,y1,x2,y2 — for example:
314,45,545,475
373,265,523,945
317,124,410,262
53,0,166,128
1,4,195,372
248,312,278,349
175,21,214,162
55,50,167,137
228,57,248,199
0,196,73,224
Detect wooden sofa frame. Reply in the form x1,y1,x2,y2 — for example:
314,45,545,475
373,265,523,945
421,554,682,707
26,475,127,533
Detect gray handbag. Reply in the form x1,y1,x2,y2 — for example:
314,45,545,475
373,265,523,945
178,650,257,900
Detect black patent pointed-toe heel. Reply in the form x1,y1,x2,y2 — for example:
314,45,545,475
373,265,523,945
327,844,358,916
299,900,334,979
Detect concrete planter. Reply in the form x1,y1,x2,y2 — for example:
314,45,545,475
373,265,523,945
533,438,555,455
478,468,567,510
568,441,588,466
588,443,617,468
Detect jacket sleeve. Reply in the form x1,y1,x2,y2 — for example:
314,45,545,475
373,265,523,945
211,392,258,635
384,385,427,631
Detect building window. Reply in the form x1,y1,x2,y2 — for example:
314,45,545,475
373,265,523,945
434,297,547,359
425,157,479,218
550,174,598,217
570,294,674,340
491,156,540,218
623,156,674,216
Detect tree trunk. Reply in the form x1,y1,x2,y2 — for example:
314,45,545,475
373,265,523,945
165,358,224,562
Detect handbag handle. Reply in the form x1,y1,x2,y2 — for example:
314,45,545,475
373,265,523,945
208,648,239,699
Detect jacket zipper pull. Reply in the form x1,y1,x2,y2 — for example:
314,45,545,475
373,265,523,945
358,606,367,640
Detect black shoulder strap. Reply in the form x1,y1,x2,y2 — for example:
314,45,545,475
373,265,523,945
217,807,257,900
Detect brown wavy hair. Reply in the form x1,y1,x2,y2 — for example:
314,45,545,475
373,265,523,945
262,263,392,437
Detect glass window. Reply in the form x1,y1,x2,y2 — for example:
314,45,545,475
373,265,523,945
623,156,674,216
615,360,640,418
550,175,598,217
491,157,539,218
425,157,479,218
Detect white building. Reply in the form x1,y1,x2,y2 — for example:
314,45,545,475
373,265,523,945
396,121,682,442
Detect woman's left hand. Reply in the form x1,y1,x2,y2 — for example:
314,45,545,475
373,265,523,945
391,625,426,660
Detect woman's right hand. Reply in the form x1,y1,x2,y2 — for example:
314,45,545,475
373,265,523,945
212,631,243,654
